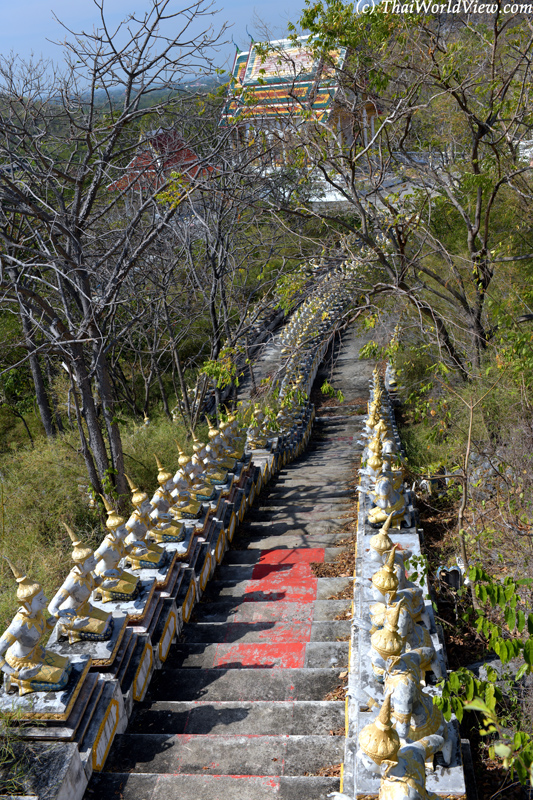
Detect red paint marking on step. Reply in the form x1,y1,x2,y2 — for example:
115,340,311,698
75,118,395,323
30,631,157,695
222,620,312,643
250,562,316,580
257,548,325,565
244,562,317,604
212,642,306,668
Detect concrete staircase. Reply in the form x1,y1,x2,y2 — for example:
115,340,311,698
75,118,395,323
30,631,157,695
85,328,373,800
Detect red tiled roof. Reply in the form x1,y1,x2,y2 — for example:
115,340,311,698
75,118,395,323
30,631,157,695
107,129,209,192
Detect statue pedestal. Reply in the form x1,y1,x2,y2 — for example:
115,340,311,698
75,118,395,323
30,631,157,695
0,656,92,722
208,489,224,519
48,612,128,668
91,578,156,624
164,523,196,563
130,595,179,670
131,549,178,590
175,567,197,625
216,473,234,497
78,677,125,777
172,503,211,534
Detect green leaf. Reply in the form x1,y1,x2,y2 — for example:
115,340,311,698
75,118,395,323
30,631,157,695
494,743,512,758
524,639,533,667
464,698,494,715
505,606,516,631
516,663,529,680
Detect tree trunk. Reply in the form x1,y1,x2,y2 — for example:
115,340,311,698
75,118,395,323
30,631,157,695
94,346,128,499
66,365,103,496
163,302,193,432
20,309,56,438
71,343,111,489
45,358,64,433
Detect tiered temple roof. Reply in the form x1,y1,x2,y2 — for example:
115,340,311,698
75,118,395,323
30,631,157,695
221,35,347,126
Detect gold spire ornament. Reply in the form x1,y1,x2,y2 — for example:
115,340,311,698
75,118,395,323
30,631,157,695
124,473,149,509
358,693,400,766
371,545,399,598
62,521,93,564
153,455,173,487
99,495,125,532
369,513,395,562
176,442,191,469
4,556,42,604
370,598,404,661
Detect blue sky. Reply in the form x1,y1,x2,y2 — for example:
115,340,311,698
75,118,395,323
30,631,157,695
0,0,307,75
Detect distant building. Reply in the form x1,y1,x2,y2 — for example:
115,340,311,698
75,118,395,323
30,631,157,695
220,35,379,159
107,129,208,195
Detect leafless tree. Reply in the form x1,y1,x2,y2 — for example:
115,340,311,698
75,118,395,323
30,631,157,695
0,0,226,497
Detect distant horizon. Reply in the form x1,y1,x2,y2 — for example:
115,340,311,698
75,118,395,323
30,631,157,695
0,0,307,77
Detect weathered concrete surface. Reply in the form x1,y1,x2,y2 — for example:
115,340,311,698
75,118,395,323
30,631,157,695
85,324,372,800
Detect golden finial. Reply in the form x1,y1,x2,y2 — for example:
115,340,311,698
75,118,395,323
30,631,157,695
192,434,203,453
99,495,125,531
370,597,404,661
358,693,400,766
207,419,218,440
371,545,399,598
175,441,190,468
124,474,148,508
4,556,42,604
61,521,92,564
124,473,137,492
153,455,172,486
369,513,395,560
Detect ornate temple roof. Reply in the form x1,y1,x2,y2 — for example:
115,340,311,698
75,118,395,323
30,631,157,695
221,35,347,125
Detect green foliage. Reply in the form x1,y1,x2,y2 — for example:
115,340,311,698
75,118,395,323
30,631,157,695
320,379,345,404
275,269,309,314
437,566,533,783
201,345,242,389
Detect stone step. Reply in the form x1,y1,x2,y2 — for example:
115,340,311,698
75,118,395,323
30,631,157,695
192,598,350,623
234,532,351,549
102,733,344,777
147,667,347,702
236,521,346,540
242,508,350,524
87,772,340,800
200,576,352,602
219,546,349,566
157,641,349,670
179,620,351,644
129,700,344,735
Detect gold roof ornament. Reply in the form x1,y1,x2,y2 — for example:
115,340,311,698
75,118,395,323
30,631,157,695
99,495,125,531
124,474,148,508
153,455,173,486
192,435,203,453
371,545,399,598
207,419,219,440
370,597,404,660
4,556,42,603
175,442,191,468
369,513,395,559
358,693,400,766
62,521,92,564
